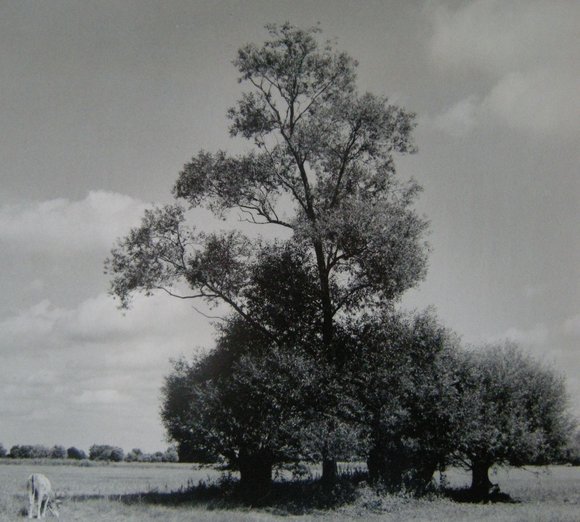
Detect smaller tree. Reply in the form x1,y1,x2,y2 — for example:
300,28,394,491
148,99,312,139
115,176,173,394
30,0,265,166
0,443,6,458
89,444,125,462
163,446,179,463
456,343,573,497
347,309,463,493
10,444,51,459
9,445,21,458
561,429,580,465
110,447,125,462
125,448,144,462
50,445,67,459
67,447,87,460
162,340,322,497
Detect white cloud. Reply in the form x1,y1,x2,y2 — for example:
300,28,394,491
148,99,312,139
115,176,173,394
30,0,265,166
73,389,130,405
0,292,216,450
563,313,580,338
430,1,577,75
483,68,580,135
429,0,580,137
0,189,236,449
431,96,480,136
499,323,550,347
523,285,543,299
0,190,149,254
0,300,61,347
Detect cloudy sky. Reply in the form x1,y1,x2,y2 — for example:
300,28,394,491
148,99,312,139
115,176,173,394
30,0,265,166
1,0,578,453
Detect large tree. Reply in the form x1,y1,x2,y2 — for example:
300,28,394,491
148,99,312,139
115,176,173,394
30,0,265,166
107,23,428,481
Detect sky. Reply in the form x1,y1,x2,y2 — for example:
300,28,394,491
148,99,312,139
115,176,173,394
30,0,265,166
0,0,578,453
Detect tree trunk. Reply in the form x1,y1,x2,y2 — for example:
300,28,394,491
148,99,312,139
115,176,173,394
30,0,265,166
367,445,404,489
470,461,494,498
238,450,273,501
367,445,387,484
321,458,338,485
313,241,340,485
411,460,437,494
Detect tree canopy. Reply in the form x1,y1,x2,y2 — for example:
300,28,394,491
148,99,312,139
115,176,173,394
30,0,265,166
106,23,428,361
106,23,574,500
455,343,573,496
106,24,429,485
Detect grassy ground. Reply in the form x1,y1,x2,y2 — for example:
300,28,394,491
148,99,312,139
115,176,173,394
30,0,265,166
0,460,578,521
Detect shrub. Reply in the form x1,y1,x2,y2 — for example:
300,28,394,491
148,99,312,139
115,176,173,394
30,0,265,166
164,446,179,463
125,448,144,462
67,447,87,460
10,444,51,459
50,445,67,459
562,430,580,465
89,444,125,462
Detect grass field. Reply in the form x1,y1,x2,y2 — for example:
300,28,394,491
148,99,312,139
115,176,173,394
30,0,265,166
0,460,578,521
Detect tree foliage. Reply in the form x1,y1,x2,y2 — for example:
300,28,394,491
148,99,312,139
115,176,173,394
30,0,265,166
162,335,323,493
345,309,463,492
67,447,87,460
456,343,573,495
106,22,428,362
50,445,67,459
106,23,574,500
89,444,125,462
107,22,429,487
9,444,51,459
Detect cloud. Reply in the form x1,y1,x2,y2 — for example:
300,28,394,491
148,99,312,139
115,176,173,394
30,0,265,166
73,389,130,405
1,292,216,361
0,190,236,449
0,292,216,450
523,285,543,299
0,190,149,254
499,324,550,347
429,0,580,137
430,1,577,74
483,68,580,135
431,96,480,136
563,313,580,338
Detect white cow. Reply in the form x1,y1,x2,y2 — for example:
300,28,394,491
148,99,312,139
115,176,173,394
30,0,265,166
26,473,59,519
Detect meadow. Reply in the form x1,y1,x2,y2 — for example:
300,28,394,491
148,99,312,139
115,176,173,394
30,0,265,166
0,460,578,521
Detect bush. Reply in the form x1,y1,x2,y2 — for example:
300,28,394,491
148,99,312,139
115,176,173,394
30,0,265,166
125,446,180,463
89,444,125,462
125,448,144,462
9,444,51,459
51,445,67,459
164,446,179,463
563,431,580,465
67,446,87,460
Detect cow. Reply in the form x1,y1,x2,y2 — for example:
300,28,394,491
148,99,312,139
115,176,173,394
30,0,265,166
26,473,60,519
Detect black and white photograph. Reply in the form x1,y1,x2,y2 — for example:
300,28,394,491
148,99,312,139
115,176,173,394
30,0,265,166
1,1,578,520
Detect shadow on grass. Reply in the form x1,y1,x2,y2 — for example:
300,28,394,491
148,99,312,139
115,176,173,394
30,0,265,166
443,487,519,504
62,472,519,516
55,471,364,515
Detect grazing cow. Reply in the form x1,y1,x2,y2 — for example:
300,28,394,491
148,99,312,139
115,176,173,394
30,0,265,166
26,473,59,519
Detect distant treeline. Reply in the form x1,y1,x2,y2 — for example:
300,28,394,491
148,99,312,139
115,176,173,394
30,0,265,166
0,443,178,463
